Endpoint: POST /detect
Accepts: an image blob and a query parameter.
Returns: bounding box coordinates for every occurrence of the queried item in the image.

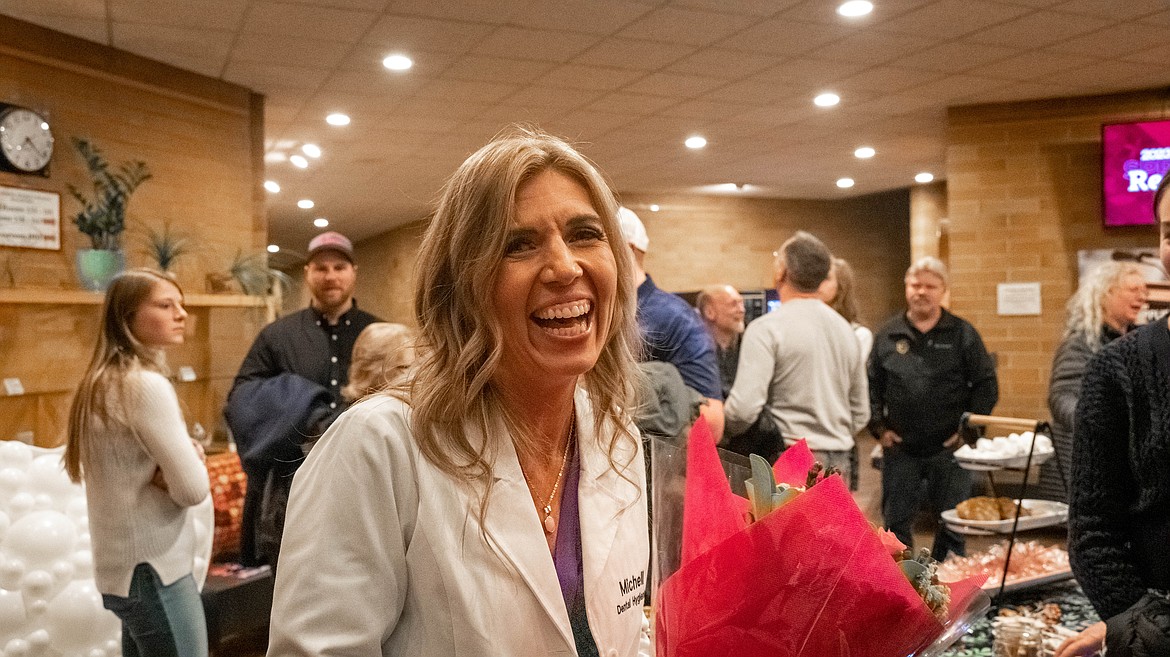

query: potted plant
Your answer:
[142,221,192,272]
[67,138,151,290]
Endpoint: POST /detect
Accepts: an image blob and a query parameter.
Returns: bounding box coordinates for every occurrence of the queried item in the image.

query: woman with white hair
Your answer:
[1037,260,1147,501]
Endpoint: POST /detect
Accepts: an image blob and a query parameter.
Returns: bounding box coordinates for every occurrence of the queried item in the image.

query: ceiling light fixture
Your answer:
[836,178,855,189]
[814,93,840,107]
[297,199,315,209]
[837,1,874,17]
[313,217,329,228]
[267,244,280,253]
[302,144,322,158]
[854,147,876,159]
[326,113,350,126]
[290,154,309,169]
[383,54,413,71]
[915,172,935,183]
[264,152,287,163]
[684,135,707,149]
[650,204,660,212]
[264,180,281,193]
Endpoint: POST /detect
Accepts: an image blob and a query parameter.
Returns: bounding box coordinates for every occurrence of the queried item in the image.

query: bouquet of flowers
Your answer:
[653,421,989,657]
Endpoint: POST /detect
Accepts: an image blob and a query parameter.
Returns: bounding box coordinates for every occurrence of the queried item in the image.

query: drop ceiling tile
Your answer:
[549,110,640,139]
[662,48,779,79]
[392,96,493,120]
[222,60,333,91]
[533,64,646,91]
[1039,60,1165,90]
[903,74,1013,103]
[1043,22,1169,59]
[582,92,682,118]
[702,76,799,106]
[474,103,567,127]
[113,23,235,77]
[965,49,1099,81]
[753,57,870,87]
[282,0,387,10]
[500,85,603,111]
[440,55,557,85]
[966,10,1111,48]
[572,38,696,71]
[471,26,602,63]
[110,0,246,30]
[228,33,350,69]
[1055,0,1167,19]
[1138,9,1170,26]
[718,18,850,56]
[871,0,1031,39]
[889,40,1020,74]
[337,43,460,74]
[3,0,105,20]
[511,0,654,35]
[380,0,531,24]
[616,6,756,46]
[836,66,945,94]
[411,78,521,104]
[362,14,496,54]
[241,2,377,43]
[1122,41,1170,65]
[318,68,426,98]
[3,13,108,43]
[622,72,728,98]
[674,0,799,17]
[813,30,936,65]
[657,99,757,122]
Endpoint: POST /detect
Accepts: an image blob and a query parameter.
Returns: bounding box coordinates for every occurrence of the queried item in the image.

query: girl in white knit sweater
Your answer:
[65,269,210,657]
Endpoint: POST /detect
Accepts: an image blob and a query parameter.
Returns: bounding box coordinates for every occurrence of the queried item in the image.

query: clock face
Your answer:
[0,107,54,173]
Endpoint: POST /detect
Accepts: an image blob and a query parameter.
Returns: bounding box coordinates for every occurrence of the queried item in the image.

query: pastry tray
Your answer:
[942,499,1068,534]
[980,568,1075,594]
[956,447,1054,471]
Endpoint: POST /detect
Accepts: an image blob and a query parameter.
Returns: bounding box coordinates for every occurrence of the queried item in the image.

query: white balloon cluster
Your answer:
[0,442,213,657]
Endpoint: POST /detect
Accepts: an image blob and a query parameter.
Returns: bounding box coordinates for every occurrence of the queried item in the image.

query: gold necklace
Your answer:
[523,418,574,535]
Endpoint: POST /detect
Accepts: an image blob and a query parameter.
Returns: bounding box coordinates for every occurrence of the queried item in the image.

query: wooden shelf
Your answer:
[0,289,265,307]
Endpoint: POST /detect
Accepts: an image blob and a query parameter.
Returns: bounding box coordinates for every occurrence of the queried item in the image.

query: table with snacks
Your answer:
[941,579,1101,657]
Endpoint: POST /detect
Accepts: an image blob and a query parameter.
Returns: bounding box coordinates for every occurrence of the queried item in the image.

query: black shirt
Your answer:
[232,302,381,413]
[867,308,998,456]
[715,333,741,400]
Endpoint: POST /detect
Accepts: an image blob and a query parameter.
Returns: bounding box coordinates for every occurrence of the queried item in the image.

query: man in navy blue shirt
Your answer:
[619,207,724,441]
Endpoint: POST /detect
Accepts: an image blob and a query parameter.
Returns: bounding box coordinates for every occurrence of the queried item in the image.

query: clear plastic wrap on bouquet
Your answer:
[650,421,990,657]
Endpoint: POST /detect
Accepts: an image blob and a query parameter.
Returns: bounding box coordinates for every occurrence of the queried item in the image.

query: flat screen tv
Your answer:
[1102,118,1170,227]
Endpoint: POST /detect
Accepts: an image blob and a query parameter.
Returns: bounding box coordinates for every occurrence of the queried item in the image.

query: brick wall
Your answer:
[946,89,1169,419]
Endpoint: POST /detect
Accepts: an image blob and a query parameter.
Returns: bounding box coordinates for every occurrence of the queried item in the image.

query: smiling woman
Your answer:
[268,126,651,657]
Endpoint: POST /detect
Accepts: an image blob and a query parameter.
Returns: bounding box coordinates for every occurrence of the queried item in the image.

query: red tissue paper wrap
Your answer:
[654,421,988,657]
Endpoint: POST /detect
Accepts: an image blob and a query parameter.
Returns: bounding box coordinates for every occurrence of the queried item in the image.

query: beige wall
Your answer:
[353,190,912,331]
[0,16,266,445]
[946,89,1168,419]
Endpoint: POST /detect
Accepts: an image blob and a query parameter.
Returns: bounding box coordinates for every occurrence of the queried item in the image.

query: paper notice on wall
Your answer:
[0,186,59,250]
[997,282,1041,316]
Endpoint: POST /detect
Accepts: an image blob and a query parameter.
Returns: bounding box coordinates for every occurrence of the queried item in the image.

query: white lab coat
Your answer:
[267,388,651,657]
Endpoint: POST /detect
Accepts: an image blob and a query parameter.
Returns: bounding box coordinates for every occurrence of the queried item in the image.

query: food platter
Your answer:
[942,499,1068,533]
[955,447,1054,470]
[979,569,1074,594]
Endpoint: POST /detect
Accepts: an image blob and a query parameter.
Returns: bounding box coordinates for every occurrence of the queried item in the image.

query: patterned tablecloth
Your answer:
[943,580,1101,656]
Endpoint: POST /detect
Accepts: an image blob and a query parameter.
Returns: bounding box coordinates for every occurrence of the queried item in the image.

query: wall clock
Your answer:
[0,103,54,176]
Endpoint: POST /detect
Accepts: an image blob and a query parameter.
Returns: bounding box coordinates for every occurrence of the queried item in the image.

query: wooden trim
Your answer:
[0,289,265,306]
[949,87,1170,127]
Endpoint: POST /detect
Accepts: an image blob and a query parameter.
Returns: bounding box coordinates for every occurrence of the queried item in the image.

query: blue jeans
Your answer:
[102,563,208,657]
[881,445,973,561]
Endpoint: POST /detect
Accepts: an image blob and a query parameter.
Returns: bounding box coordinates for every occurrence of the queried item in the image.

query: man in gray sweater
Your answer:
[724,231,870,480]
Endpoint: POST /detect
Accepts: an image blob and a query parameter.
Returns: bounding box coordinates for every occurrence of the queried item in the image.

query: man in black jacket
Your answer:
[226,231,381,565]
[868,256,998,561]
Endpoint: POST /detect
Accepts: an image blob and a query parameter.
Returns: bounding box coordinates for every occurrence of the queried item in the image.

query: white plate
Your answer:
[956,447,1054,470]
[941,499,1068,533]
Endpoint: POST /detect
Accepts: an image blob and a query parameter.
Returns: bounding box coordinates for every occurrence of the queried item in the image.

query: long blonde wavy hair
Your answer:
[65,269,181,482]
[409,125,640,490]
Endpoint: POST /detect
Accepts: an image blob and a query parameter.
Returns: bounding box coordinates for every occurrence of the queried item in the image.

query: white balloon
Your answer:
[0,587,26,640]
[103,638,119,653]
[0,443,31,470]
[69,551,93,580]
[3,637,29,656]
[20,570,53,602]
[27,456,73,506]
[0,559,24,591]
[64,497,88,522]
[31,494,53,511]
[0,510,10,542]
[2,511,76,570]
[43,580,113,655]
[7,493,33,519]
[51,560,74,585]
[87,648,107,657]
[0,469,27,505]
[26,599,45,615]
[25,628,48,649]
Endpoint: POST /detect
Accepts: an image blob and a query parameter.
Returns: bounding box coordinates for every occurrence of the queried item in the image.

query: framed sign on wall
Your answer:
[0,185,59,250]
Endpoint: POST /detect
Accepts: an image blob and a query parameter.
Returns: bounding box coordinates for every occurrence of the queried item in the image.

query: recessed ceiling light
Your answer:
[313,217,329,228]
[302,144,322,158]
[854,147,876,159]
[684,135,707,149]
[814,93,840,107]
[326,113,350,126]
[650,204,660,212]
[915,172,935,183]
[264,180,281,193]
[383,54,413,71]
[837,1,874,17]
[836,178,855,189]
[297,199,315,209]
[290,154,309,169]
[267,244,280,253]
[264,152,287,163]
